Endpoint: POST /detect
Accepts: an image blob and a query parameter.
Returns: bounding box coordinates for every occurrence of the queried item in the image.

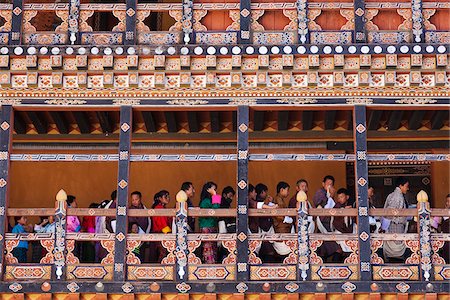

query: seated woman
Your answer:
[151,190,172,263]
[199,182,221,264]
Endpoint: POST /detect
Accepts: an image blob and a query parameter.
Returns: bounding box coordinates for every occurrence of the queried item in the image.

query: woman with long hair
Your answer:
[199,181,221,263]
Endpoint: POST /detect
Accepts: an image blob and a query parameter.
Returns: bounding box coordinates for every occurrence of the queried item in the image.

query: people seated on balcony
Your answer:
[129,191,151,234]
[151,190,173,263]
[219,186,236,234]
[181,182,196,233]
[432,194,450,263]
[66,195,81,233]
[105,190,118,234]
[332,188,356,262]
[129,190,151,262]
[273,181,292,234]
[368,187,381,233]
[32,216,56,263]
[81,203,98,263]
[129,222,143,262]
[313,175,336,233]
[199,182,222,263]
[381,177,410,262]
[289,179,315,233]
[218,186,236,262]
[96,190,116,262]
[248,184,278,234]
[12,216,30,263]
[66,195,82,259]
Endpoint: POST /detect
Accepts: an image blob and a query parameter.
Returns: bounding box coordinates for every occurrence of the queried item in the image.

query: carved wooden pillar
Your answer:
[54,189,68,280]
[296,0,309,43]
[297,191,311,281]
[181,0,194,43]
[0,105,13,278]
[175,191,189,282]
[417,191,432,281]
[236,105,249,281]
[114,105,132,281]
[353,105,372,281]
[68,0,81,44]
[10,0,24,45]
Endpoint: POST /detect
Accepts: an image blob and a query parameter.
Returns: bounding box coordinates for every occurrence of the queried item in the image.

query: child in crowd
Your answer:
[129,222,142,261]
[12,216,29,263]
[151,190,172,262]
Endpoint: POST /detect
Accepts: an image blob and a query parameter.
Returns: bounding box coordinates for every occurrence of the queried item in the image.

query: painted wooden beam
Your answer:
[164,111,178,133]
[408,111,426,130]
[210,111,220,133]
[431,110,447,130]
[72,111,91,134]
[13,111,26,134]
[27,111,48,134]
[96,111,113,134]
[187,111,199,133]
[302,111,314,130]
[142,111,156,133]
[253,111,265,131]
[125,0,138,44]
[387,111,404,130]
[114,106,132,281]
[0,105,13,280]
[367,110,383,131]
[325,110,337,130]
[236,105,249,281]
[278,111,289,131]
[353,105,372,282]
[50,112,69,135]
[10,0,24,45]
[239,0,251,43]
[354,0,367,42]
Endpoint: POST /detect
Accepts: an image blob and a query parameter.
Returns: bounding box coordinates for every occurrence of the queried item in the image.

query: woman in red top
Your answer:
[151,190,172,262]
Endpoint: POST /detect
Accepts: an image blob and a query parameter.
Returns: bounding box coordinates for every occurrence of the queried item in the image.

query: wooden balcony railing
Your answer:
[3,195,449,290]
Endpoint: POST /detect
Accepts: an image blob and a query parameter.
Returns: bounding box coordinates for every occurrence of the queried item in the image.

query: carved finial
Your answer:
[417,190,428,203]
[176,190,187,203]
[56,189,67,202]
[297,190,307,202]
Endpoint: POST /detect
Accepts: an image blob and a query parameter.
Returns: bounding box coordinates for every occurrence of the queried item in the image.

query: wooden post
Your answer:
[54,189,68,280]
[0,105,13,278]
[10,0,24,45]
[68,0,81,45]
[175,191,189,282]
[181,0,194,43]
[411,0,424,43]
[125,0,137,45]
[296,0,309,43]
[236,105,249,281]
[297,191,311,281]
[114,105,132,281]
[353,105,372,281]
[417,190,432,281]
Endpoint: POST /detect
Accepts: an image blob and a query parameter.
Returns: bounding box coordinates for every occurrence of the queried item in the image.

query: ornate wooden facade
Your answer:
[0,0,449,297]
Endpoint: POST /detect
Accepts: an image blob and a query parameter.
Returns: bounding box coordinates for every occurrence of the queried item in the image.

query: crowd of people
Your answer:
[9,178,449,265]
